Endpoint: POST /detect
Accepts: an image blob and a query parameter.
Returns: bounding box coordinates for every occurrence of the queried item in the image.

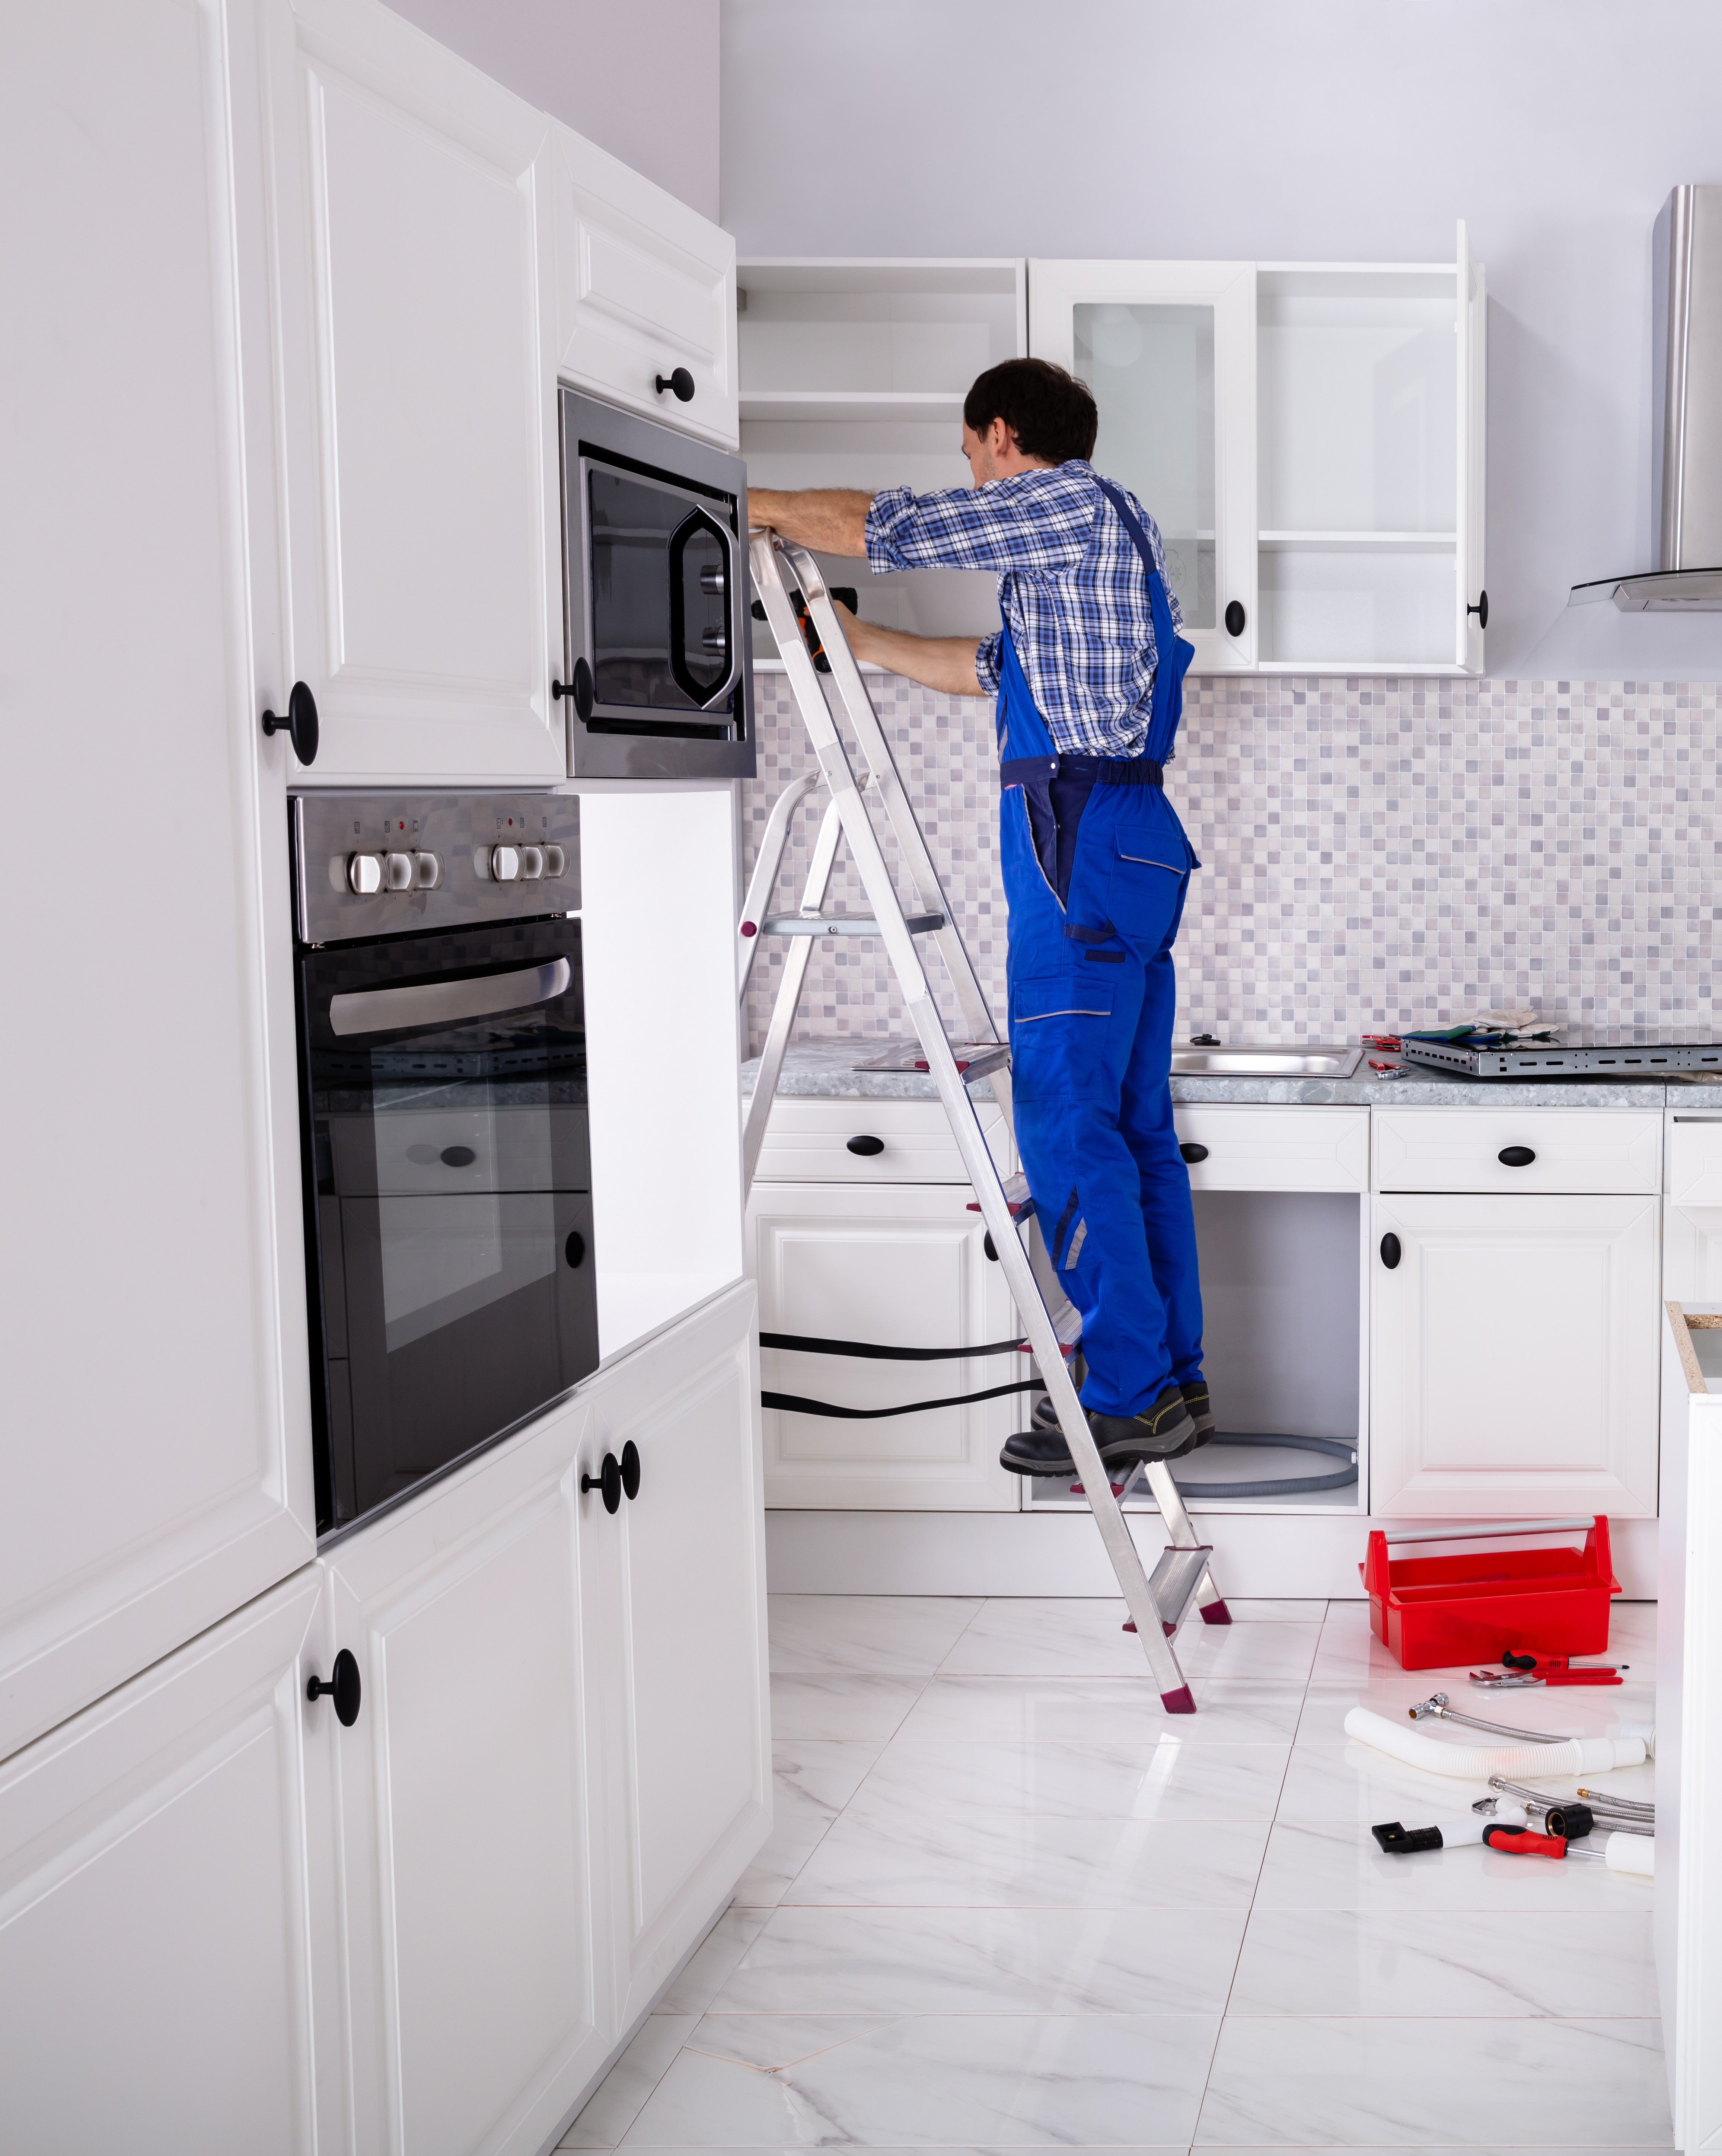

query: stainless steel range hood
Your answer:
[1530,185,1722,674]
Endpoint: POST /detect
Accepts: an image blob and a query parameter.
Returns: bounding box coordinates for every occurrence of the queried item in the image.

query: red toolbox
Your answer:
[1361,1516,1619,1671]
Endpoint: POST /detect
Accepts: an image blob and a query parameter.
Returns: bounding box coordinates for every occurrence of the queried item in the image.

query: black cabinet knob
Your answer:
[439,1145,476,1167]
[1180,1142,1209,1164]
[261,681,319,765]
[565,1230,586,1269]
[620,1439,641,1501]
[1224,600,1246,638]
[583,1452,623,1514]
[1380,1232,1401,1269]
[846,1135,885,1156]
[553,656,594,720]
[1468,589,1489,629]
[1498,1145,1536,1167]
[655,366,696,402]
[306,1647,361,1726]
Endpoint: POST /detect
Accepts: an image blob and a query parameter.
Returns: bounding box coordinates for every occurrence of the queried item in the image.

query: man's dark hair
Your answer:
[963,357,1098,465]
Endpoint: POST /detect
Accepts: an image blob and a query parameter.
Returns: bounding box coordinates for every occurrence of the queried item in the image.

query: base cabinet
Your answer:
[1370,1192,1661,1516]
[749,1181,1023,1510]
[0,1575,325,2156]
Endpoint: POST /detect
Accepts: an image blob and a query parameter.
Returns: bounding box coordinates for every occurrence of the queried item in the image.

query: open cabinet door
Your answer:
[1456,220,1487,671]
[1029,259,1257,673]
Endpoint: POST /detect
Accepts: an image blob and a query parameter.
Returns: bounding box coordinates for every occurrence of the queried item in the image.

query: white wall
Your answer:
[389,0,719,219]
[721,0,1722,676]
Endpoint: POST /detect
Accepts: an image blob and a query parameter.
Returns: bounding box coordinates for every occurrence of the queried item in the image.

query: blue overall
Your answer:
[998,479,1202,1419]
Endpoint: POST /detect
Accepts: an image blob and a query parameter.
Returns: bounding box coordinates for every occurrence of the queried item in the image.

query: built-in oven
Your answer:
[558,387,755,779]
[291,791,597,1535]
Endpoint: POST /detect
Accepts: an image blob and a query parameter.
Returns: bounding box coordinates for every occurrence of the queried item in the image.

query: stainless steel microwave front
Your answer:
[558,387,756,779]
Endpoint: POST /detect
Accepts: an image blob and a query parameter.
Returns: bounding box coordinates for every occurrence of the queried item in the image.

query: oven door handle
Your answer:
[328,957,572,1039]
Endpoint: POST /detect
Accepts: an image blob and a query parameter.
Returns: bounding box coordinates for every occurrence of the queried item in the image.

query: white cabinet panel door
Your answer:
[1174,1105,1369,1192]
[320,1401,609,2156]
[1373,1107,1661,1195]
[265,0,563,781]
[1029,258,1256,672]
[552,124,738,450]
[1371,1193,1661,1516]
[749,1184,1023,1509]
[0,0,314,1759]
[1456,219,1488,670]
[0,1573,324,2155]
[583,1283,770,2026]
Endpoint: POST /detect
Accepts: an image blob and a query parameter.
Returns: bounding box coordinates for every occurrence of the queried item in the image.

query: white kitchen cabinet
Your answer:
[1370,1192,1661,1516]
[0,0,315,1759]
[0,1572,328,2155]
[317,1395,610,2156]
[1030,258,1258,673]
[554,124,738,450]
[1375,1105,1661,1195]
[752,1095,1012,1185]
[1030,227,1486,675]
[749,1181,1024,1510]
[262,0,565,782]
[578,1282,771,2028]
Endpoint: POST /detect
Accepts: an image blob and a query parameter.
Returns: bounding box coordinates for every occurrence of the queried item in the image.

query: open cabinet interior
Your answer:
[1026,1188,1365,1515]
[1256,266,1459,669]
[738,260,1026,657]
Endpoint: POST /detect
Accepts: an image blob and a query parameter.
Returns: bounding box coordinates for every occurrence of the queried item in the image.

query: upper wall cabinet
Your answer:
[262,0,565,782]
[737,259,1026,657]
[1033,226,1487,676]
[1030,258,1258,673]
[553,126,738,452]
[1,0,315,1761]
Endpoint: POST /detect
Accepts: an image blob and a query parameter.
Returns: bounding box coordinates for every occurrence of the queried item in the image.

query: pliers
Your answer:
[1468,1648,1624,1688]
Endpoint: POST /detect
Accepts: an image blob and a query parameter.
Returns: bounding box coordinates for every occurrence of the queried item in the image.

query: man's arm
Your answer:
[747,488,872,556]
[834,602,983,699]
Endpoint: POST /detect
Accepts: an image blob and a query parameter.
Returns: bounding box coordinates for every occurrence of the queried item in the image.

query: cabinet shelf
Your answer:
[740,389,968,423]
[1259,530,1457,550]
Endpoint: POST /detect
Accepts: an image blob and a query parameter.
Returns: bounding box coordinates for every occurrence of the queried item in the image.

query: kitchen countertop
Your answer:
[741,1039,1722,1109]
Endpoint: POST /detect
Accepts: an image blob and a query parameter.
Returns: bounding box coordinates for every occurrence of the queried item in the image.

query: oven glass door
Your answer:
[298,916,596,1533]
[583,458,739,719]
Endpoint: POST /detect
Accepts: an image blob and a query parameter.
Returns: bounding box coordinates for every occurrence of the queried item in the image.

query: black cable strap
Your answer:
[759,1330,1030,1362]
[761,1377,1047,1420]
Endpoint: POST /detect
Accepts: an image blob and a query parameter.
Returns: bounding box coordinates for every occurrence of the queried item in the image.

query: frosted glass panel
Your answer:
[1075,302,1215,628]
[1259,545,1454,665]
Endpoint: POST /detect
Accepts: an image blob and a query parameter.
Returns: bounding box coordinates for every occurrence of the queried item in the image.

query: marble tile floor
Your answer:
[561,1594,1667,2150]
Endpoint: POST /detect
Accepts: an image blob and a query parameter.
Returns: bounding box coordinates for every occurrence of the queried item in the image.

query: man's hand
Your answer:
[747,487,873,556]
[831,600,984,699]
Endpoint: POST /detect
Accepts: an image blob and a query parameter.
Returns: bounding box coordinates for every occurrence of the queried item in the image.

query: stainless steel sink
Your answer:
[1170,1045,1364,1078]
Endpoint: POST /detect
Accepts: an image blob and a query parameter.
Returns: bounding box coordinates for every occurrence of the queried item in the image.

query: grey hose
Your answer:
[1169,1431,1358,1499]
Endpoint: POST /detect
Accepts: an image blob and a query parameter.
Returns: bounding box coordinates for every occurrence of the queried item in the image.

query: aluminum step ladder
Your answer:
[739,531,1230,1713]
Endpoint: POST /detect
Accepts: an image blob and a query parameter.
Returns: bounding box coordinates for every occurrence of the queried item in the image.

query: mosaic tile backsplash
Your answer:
[741,671,1722,1053]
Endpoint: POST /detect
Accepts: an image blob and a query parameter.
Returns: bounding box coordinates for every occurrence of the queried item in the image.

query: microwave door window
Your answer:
[587,467,733,714]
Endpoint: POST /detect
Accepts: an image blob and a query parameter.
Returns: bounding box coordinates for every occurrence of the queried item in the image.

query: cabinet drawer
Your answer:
[752,1098,1011,1184]
[1172,1105,1368,1191]
[1667,1115,1722,1205]
[1373,1109,1661,1193]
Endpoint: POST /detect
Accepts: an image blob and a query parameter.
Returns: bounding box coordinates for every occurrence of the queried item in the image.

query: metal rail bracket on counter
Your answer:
[739,530,1231,1715]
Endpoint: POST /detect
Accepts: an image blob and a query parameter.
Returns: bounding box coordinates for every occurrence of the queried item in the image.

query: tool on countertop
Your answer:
[1409,1691,1571,1743]
[1470,1648,1626,1688]
[741,532,1229,1716]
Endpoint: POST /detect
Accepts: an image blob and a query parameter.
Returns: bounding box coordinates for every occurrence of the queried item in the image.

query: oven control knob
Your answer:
[490,845,521,882]
[519,845,545,880]
[414,851,441,890]
[384,851,414,892]
[347,852,384,896]
[543,843,567,879]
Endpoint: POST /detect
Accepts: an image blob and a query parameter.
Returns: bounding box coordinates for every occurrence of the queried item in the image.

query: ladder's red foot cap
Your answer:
[1161,1685,1197,1715]
[1122,1618,1136,1633]
[1162,1620,1178,1636]
[1199,1599,1233,1626]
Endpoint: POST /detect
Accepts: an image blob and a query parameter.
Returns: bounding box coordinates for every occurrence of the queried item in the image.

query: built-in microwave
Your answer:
[558,388,756,779]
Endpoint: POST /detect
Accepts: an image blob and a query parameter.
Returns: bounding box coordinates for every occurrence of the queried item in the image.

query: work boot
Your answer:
[1087,1383,1199,1462]
[1179,1378,1215,1449]
[999,1427,1082,1476]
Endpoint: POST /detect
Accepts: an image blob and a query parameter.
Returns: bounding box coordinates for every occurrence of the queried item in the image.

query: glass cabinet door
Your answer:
[1030,261,1256,673]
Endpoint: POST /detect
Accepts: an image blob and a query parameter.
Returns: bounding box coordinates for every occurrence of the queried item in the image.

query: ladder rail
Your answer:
[747,529,1219,1709]
[741,797,844,1192]
[738,769,821,1002]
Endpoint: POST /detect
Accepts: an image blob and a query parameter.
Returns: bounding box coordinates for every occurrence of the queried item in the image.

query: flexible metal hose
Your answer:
[1345,1704,1650,1780]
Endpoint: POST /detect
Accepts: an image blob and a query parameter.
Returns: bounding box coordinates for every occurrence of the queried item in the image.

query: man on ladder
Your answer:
[749,356,1212,1485]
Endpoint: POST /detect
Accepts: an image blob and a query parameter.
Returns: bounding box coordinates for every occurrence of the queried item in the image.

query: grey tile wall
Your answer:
[742,671,1722,1051]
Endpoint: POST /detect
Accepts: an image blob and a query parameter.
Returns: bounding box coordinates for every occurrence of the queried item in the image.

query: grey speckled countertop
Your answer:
[741,1039,1722,1110]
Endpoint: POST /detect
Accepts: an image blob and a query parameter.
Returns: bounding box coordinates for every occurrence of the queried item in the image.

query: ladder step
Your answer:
[759,912,946,938]
[853,1042,1009,1081]
[967,1170,1034,1221]
[1144,1544,1215,1636]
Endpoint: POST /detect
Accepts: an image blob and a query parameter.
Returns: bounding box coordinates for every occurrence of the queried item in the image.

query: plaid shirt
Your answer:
[864,459,1181,758]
